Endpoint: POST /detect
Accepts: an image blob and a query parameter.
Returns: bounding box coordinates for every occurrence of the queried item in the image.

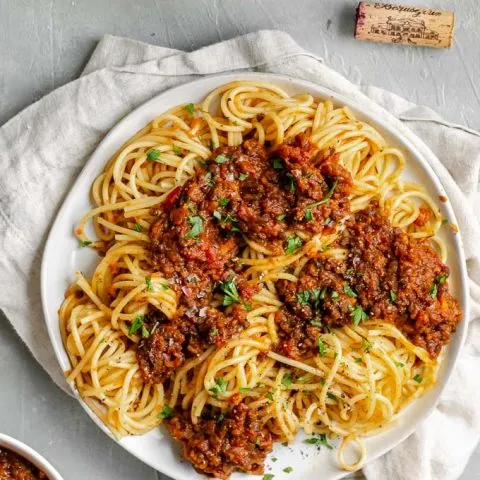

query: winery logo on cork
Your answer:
[370,16,440,45]
[355,2,454,49]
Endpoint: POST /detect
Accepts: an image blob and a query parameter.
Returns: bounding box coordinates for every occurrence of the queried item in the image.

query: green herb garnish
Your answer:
[343,284,357,297]
[239,387,252,393]
[390,290,397,302]
[283,467,293,474]
[219,277,241,306]
[318,337,328,356]
[173,145,183,155]
[133,222,142,232]
[185,103,195,114]
[158,405,173,419]
[304,434,333,449]
[239,173,249,181]
[209,377,228,398]
[146,149,160,162]
[272,158,284,170]
[395,361,405,368]
[129,315,149,338]
[277,214,286,221]
[413,374,423,383]
[145,276,154,292]
[285,173,296,192]
[281,373,293,387]
[79,240,92,247]
[218,198,230,207]
[351,305,368,326]
[285,235,303,255]
[304,180,338,214]
[214,154,229,164]
[185,215,203,239]
[429,283,438,299]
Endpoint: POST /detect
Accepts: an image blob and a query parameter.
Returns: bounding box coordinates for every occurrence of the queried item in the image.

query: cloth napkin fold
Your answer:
[0,30,479,480]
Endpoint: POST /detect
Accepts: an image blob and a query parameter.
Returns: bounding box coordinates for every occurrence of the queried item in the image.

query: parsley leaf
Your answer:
[296,375,310,383]
[362,338,372,353]
[79,240,92,247]
[272,158,284,170]
[283,467,293,473]
[390,290,397,302]
[351,305,368,326]
[310,320,322,327]
[215,154,230,164]
[318,337,328,356]
[239,387,252,393]
[343,284,357,297]
[304,180,338,214]
[304,434,333,449]
[265,391,274,401]
[395,361,405,368]
[146,149,160,162]
[133,222,142,232]
[281,373,293,387]
[327,392,338,402]
[305,208,314,221]
[262,475,274,480]
[354,357,363,363]
[203,171,215,187]
[413,374,423,383]
[185,215,203,239]
[330,290,339,303]
[297,290,310,305]
[285,173,296,192]
[129,315,149,338]
[145,277,154,292]
[437,274,448,284]
[218,198,230,207]
[239,173,248,181]
[285,235,303,255]
[209,377,228,398]
[277,214,286,221]
[429,283,438,299]
[185,103,195,114]
[219,277,241,306]
[158,405,173,419]
[173,145,183,155]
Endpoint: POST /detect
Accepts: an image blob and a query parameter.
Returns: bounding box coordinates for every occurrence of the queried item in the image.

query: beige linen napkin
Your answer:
[1,30,479,480]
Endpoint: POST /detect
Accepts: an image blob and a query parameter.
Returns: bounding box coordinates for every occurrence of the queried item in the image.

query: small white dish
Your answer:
[0,433,64,480]
[41,72,469,480]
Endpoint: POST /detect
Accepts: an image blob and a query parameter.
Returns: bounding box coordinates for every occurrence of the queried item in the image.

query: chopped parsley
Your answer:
[296,375,310,383]
[285,235,303,255]
[209,377,228,398]
[262,475,274,480]
[217,413,225,423]
[185,103,195,114]
[413,374,423,383]
[277,214,286,221]
[160,284,170,290]
[219,277,241,306]
[283,467,293,473]
[203,171,215,187]
[304,434,333,449]
[297,290,311,305]
[272,158,284,170]
[133,222,142,232]
[310,320,322,327]
[129,315,149,338]
[271,457,278,462]
[351,305,368,326]
[158,405,173,419]
[438,274,448,284]
[362,338,372,353]
[145,276,154,292]
[318,337,328,356]
[239,173,249,181]
[285,173,296,192]
[303,181,338,219]
[79,240,92,247]
[327,392,338,402]
[330,290,339,303]
[429,283,438,299]
[146,149,160,162]
[390,290,397,302]
[173,145,183,155]
[305,208,314,221]
[218,198,230,207]
[239,387,252,393]
[395,361,405,368]
[441,218,449,225]
[214,154,230,164]
[185,215,203,239]
[354,357,363,363]
[265,391,274,401]
[210,328,219,337]
[343,284,357,297]
[281,373,293,387]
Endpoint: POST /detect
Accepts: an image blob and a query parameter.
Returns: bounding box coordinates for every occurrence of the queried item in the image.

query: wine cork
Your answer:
[355,2,454,49]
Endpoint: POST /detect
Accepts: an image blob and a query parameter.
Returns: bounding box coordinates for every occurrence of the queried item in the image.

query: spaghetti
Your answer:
[59,80,461,477]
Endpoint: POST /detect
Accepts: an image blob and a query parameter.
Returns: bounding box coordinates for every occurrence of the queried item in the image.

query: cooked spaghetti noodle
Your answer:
[59,80,460,476]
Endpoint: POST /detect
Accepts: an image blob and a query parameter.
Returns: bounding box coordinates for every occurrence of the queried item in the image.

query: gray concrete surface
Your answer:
[0,0,479,479]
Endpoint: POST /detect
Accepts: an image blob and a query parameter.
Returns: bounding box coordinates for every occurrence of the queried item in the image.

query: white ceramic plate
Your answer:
[41,73,469,480]
[0,434,64,480]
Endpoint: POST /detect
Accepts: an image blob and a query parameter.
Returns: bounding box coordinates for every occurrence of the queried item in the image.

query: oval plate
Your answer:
[41,73,469,480]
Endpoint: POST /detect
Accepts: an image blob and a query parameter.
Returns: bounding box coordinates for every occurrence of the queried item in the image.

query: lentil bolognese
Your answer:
[59,80,462,477]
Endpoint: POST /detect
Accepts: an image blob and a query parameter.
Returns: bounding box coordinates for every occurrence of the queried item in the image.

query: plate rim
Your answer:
[40,71,469,480]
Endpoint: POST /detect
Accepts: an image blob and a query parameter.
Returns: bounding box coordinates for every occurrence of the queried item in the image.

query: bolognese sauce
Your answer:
[0,447,48,480]
[138,134,461,478]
